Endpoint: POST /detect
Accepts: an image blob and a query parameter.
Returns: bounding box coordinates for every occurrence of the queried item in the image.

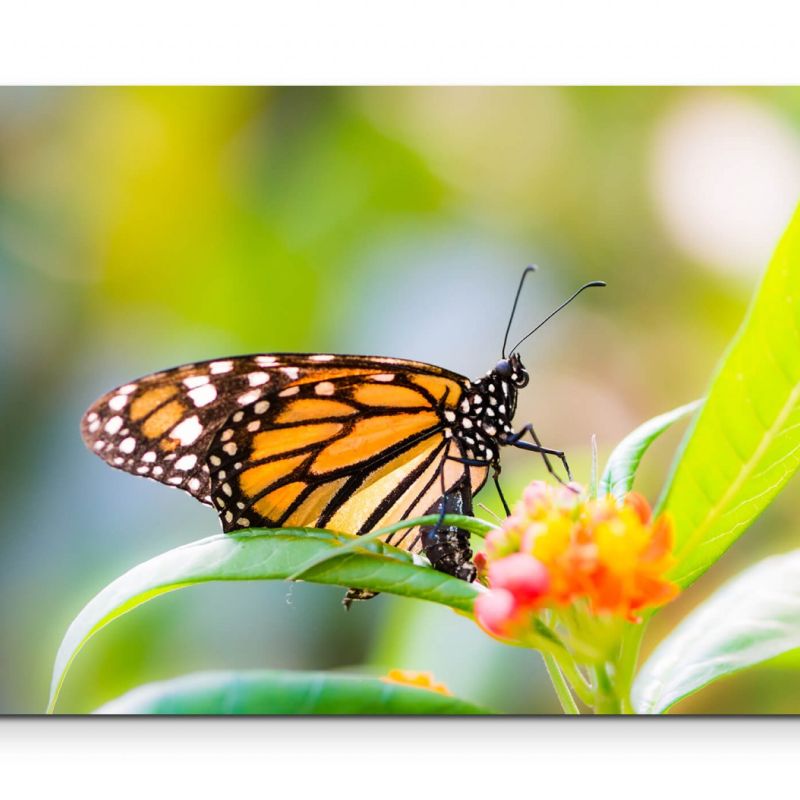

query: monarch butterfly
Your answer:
[81,267,604,605]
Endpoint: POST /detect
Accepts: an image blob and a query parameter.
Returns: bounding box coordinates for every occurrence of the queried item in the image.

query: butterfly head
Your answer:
[493,352,529,388]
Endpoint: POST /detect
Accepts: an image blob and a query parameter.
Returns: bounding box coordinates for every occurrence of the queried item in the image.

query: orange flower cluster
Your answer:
[475,481,679,637]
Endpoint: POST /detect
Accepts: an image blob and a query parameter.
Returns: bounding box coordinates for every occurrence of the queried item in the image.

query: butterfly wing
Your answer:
[80,355,300,504]
[81,354,489,552]
[206,362,490,552]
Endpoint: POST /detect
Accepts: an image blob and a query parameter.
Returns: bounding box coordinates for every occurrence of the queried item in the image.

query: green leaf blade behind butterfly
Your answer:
[658,204,800,588]
[599,400,702,502]
[48,520,485,713]
[633,549,800,714]
[93,670,492,715]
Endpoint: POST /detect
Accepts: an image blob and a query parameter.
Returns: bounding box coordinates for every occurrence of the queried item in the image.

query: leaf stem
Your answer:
[542,653,580,714]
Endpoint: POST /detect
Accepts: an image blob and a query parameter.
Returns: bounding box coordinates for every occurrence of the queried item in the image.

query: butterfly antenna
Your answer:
[509,280,606,355]
[502,265,537,358]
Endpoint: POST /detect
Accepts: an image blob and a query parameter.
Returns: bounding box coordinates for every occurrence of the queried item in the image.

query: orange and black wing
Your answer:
[81,354,489,552]
[80,355,302,504]
[202,357,490,551]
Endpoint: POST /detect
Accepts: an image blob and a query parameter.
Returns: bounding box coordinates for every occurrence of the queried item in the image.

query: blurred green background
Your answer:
[2,86,800,714]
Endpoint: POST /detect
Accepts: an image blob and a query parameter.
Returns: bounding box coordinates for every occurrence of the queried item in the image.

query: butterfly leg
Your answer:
[447,454,510,516]
[343,587,379,609]
[493,470,511,516]
[504,423,572,483]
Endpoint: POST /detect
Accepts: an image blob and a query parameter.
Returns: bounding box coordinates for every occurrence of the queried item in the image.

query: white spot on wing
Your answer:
[248,371,270,387]
[209,360,233,374]
[108,395,128,411]
[188,383,217,407]
[143,451,156,463]
[184,375,209,388]
[175,454,198,470]
[279,386,300,397]
[254,400,270,414]
[237,389,260,405]
[119,437,136,454]
[119,384,137,395]
[315,382,335,396]
[105,416,123,435]
[255,355,277,367]
[309,354,334,361]
[281,367,299,380]
[373,374,395,382]
[170,415,203,446]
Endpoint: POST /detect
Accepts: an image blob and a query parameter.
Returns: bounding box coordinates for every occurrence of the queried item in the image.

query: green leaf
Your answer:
[659,206,800,588]
[93,670,492,714]
[633,549,800,714]
[599,400,701,501]
[287,513,493,581]
[48,517,485,713]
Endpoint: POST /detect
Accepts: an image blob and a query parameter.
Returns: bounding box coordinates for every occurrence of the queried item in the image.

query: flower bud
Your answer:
[488,553,549,606]
[474,588,521,637]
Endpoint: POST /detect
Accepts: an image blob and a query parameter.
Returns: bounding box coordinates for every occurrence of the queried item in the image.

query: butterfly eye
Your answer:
[495,359,512,377]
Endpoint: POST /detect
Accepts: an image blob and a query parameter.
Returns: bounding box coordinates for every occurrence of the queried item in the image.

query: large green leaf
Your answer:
[599,400,701,501]
[94,670,492,714]
[633,549,800,714]
[48,516,488,713]
[658,205,800,588]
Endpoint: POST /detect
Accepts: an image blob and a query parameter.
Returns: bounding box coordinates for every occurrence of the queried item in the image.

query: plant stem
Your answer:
[542,653,580,714]
[616,621,647,714]
[593,663,620,714]
[552,651,594,706]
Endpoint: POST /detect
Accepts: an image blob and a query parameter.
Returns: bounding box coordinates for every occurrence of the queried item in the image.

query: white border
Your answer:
[1,1,800,84]
[1,718,798,797]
